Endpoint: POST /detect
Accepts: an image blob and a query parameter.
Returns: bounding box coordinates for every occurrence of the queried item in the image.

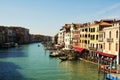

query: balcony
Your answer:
[73,40,78,43]
[89,47,97,51]
[98,38,103,42]
[107,38,113,42]
[97,48,103,52]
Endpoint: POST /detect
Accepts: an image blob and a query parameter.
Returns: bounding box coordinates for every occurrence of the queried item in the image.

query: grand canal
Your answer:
[0,43,106,80]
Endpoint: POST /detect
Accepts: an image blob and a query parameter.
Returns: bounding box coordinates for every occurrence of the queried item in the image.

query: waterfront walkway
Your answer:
[80,58,120,80]
[105,65,120,80]
[106,73,120,80]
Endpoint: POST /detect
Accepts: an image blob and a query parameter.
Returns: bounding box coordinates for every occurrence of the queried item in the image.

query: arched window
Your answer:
[101,45,102,49]
[104,32,105,38]
[109,31,111,38]
[116,43,118,51]
[104,43,105,49]
[109,43,111,50]
[116,30,118,38]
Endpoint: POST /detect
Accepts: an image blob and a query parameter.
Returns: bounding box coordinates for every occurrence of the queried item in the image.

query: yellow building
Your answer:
[79,23,90,50]
[87,20,113,62]
[89,21,99,51]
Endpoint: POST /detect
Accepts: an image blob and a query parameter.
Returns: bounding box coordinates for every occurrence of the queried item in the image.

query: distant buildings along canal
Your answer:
[0,26,52,48]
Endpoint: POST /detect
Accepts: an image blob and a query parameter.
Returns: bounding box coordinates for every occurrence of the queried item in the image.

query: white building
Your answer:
[103,20,120,65]
[64,32,71,49]
[57,27,65,46]
[64,24,71,50]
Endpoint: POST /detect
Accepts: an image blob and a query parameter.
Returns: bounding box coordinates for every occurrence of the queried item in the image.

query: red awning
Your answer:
[96,51,116,58]
[73,46,84,52]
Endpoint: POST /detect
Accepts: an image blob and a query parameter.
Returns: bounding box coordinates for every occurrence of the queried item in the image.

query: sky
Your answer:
[0,0,120,36]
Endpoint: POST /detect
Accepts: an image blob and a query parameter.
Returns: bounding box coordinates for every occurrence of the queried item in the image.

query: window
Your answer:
[90,28,92,32]
[85,40,87,44]
[90,35,92,40]
[91,28,95,32]
[104,32,105,38]
[96,44,98,48]
[109,43,111,50]
[93,44,94,47]
[109,31,111,38]
[104,43,105,49]
[116,43,118,51]
[116,30,118,38]
[88,34,90,37]
[93,35,95,40]
[82,29,84,32]
[96,35,98,40]
[85,29,87,32]
[101,45,102,49]
[85,34,87,38]
[90,35,95,40]
[93,28,95,32]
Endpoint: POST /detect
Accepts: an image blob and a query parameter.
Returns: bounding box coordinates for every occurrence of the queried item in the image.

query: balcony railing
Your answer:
[97,48,103,52]
[89,47,97,51]
[73,40,78,43]
[107,38,113,42]
[98,38,103,42]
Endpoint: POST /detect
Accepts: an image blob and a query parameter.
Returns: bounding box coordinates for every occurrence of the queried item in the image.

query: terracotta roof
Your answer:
[99,22,112,26]
[100,19,113,22]
[64,24,71,29]
[72,23,81,26]
[89,23,99,27]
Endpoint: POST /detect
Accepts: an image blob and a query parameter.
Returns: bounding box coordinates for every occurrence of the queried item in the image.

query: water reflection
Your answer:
[0,62,25,80]
[58,61,106,80]
[0,47,28,58]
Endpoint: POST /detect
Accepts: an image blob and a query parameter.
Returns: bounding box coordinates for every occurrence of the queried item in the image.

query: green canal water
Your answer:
[0,43,106,80]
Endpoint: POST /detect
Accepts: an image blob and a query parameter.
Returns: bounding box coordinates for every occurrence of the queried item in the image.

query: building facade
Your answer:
[64,24,71,50]
[70,23,81,47]
[0,26,6,47]
[80,23,90,49]
[103,20,120,65]
[57,27,65,46]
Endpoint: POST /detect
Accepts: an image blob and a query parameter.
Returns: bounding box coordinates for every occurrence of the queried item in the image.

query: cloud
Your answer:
[97,3,120,15]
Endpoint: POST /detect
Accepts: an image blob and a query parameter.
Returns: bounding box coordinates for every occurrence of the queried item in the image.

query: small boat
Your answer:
[49,52,59,57]
[2,43,11,48]
[59,57,68,61]
[38,44,40,47]
[14,43,18,47]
